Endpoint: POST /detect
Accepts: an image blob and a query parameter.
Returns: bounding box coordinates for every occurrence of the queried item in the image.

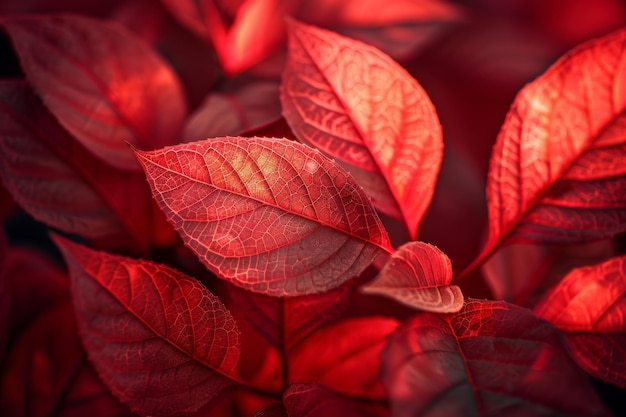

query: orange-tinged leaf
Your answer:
[362,242,463,313]
[280,20,442,240]
[134,136,392,296]
[1,14,187,171]
[52,235,240,416]
[466,27,626,275]
[534,256,626,387]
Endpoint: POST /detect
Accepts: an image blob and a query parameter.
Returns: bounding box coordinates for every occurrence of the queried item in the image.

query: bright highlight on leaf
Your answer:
[52,235,240,417]
[534,256,626,387]
[280,19,442,240]
[1,14,187,171]
[467,27,626,274]
[383,300,610,417]
[362,242,463,313]
[133,136,392,297]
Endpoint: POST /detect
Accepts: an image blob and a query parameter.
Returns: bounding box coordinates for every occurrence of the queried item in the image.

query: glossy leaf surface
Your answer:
[1,14,186,171]
[534,256,626,387]
[383,300,609,417]
[0,81,175,251]
[281,20,442,239]
[474,27,626,270]
[289,317,398,399]
[362,242,463,312]
[53,236,240,416]
[134,136,392,296]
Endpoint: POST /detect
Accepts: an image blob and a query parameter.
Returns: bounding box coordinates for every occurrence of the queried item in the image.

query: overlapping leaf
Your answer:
[52,236,241,416]
[226,279,358,349]
[534,256,626,387]
[0,81,175,252]
[468,27,626,273]
[1,14,187,171]
[289,317,398,400]
[282,384,389,417]
[0,298,134,417]
[280,20,442,239]
[382,300,610,417]
[0,230,7,360]
[362,242,463,312]
[183,81,281,142]
[134,136,392,296]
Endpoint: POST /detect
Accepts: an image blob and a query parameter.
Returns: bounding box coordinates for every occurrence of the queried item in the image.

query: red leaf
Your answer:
[466,28,626,274]
[161,0,292,75]
[362,242,463,313]
[0,80,175,252]
[227,279,358,350]
[482,239,616,307]
[383,300,610,417]
[183,81,281,142]
[534,256,626,387]
[282,384,389,417]
[134,136,392,296]
[289,317,399,400]
[52,235,241,416]
[0,229,8,359]
[280,20,442,239]
[304,0,462,61]
[1,14,186,171]
[1,298,133,417]
[4,245,69,339]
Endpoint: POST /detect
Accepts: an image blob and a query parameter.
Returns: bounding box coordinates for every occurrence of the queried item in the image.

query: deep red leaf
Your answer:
[161,0,291,75]
[52,235,241,416]
[280,20,442,239]
[282,384,389,417]
[534,256,626,387]
[183,81,281,142]
[253,403,288,417]
[482,239,616,307]
[4,245,69,340]
[1,297,133,417]
[1,14,186,171]
[465,28,626,275]
[0,80,175,252]
[303,0,461,61]
[0,229,8,359]
[134,136,392,296]
[383,300,610,417]
[226,278,358,350]
[362,242,463,313]
[289,317,398,400]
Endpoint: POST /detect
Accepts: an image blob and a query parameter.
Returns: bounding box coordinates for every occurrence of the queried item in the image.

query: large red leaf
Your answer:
[289,317,398,400]
[0,80,175,252]
[280,20,442,239]
[1,14,186,171]
[1,298,133,417]
[465,28,626,274]
[52,235,241,416]
[362,241,463,313]
[183,81,281,142]
[382,300,610,417]
[134,136,392,296]
[534,256,626,387]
